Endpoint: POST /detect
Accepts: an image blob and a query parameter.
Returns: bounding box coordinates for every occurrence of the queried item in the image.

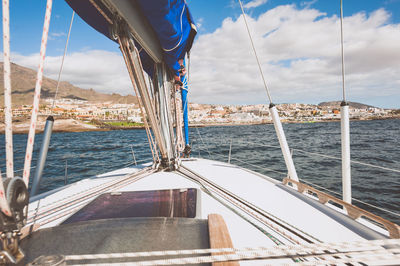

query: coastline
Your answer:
[1,116,399,134]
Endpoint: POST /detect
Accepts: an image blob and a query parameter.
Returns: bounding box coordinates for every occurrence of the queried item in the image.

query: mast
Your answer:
[106,1,176,167]
[65,0,197,167]
[339,0,351,204]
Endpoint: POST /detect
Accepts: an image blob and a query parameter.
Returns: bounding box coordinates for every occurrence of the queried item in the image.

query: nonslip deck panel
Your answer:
[21,217,210,265]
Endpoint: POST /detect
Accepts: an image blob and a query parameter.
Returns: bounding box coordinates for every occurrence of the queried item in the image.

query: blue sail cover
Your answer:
[65,0,197,77]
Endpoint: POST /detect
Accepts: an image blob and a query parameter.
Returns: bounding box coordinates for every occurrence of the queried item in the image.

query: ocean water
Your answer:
[1,119,399,224]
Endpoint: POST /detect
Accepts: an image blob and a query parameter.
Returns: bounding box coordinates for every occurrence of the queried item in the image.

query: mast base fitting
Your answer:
[183,145,191,158]
[0,177,29,232]
[160,158,176,171]
[340,101,349,106]
[269,103,275,108]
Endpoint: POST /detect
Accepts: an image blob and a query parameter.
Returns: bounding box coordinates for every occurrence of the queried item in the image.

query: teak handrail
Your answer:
[208,214,239,266]
[283,178,400,239]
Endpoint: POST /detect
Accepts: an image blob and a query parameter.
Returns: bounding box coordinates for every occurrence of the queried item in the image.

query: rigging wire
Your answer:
[237,0,273,104]
[235,140,400,174]
[52,11,75,110]
[118,36,159,162]
[179,53,215,158]
[340,0,346,102]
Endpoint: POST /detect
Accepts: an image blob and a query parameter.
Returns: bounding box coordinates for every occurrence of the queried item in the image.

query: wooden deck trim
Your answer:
[208,214,239,266]
[283,178,400,239]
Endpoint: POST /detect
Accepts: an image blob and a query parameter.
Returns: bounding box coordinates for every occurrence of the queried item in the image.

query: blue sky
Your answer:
[190,0,400,33]
[1,0,400,108]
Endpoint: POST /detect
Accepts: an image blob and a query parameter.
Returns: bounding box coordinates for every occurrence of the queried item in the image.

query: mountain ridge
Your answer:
[0,62,138,106]
[318,101,377,109]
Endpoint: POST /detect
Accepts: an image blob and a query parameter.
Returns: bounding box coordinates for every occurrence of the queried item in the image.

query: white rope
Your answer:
[66,239,400,265]
[52,10,74,110]
[174,92,185,154]
[237,0,273,104]
[0,170,12,217]
[182,165,321,244]
[2,0,14,179]
[66,238,400,259]
[22,0,53,186]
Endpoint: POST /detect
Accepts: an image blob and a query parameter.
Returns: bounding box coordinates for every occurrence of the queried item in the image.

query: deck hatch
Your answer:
[62,188,197,224]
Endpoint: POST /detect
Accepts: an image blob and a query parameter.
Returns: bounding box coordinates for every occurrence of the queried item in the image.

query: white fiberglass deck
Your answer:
[181,158,379,243]
[27,158,386,248]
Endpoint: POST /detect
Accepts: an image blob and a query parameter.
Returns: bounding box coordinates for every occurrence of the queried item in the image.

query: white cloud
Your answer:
[300,0,318,9]
[188,5,400,107]
[243,0,268,9]
[11,50,132,95]
[7,5,400,108]
[196,17,204,31]
[48,32,67,41]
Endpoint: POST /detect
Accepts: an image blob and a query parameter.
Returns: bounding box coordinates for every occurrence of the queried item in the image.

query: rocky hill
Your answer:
[0,62,138,106]
[318,101,376,109]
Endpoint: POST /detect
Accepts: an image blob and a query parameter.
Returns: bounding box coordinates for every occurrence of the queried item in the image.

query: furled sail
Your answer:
[65,0,197,76]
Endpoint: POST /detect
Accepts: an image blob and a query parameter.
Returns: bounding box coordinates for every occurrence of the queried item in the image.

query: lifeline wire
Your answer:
[198,138,400,218]
[2,0,14,179]
[52,11,75,110]
[237,0,273,104]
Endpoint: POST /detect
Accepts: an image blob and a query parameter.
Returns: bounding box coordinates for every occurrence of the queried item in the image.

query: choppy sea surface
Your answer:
[1,119,399,224]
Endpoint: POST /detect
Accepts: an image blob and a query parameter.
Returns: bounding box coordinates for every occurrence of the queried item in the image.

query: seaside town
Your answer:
[1,98,398,129]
